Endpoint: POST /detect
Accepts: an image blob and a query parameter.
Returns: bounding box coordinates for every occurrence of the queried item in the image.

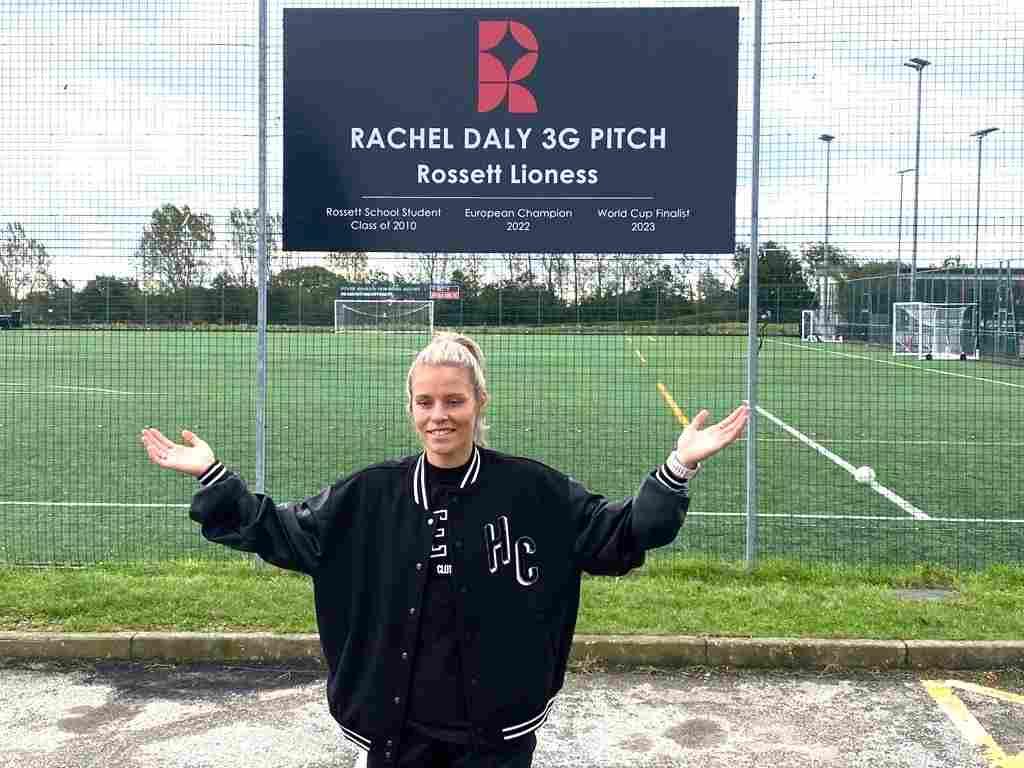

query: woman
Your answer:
[140,332,748,768]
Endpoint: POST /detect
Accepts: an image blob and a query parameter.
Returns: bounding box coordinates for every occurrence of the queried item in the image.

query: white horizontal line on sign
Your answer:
[361,195,656,200]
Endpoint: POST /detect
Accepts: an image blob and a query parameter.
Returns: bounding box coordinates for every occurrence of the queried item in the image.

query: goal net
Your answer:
[801,309,843,342]
[334,300,434,335]
[892,302,978,360]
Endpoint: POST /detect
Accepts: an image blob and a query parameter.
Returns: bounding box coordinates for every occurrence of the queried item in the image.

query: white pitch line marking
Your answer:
[49,385,166,395]
[690,511,1024,523]
[757,405,930,520]
[1,502,1017,524]
[0,501,190,508]
[777,340,1024,390]
[634,350,647,365]
[755,438,1024,446]
[0,382,164,396]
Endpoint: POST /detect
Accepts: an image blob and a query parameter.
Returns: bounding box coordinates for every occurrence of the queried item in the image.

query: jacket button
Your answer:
[409,607,416,616]
[401,651,409,660]
[386,739,394,747]
[471,677,479,686]
[384,751,392,760]
[455,540,463,549]
[416,562,423,571]
[427,518,435,526]
[394,695,401,704]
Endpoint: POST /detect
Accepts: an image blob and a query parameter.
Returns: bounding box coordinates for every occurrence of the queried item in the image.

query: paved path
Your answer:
[4,660,1023,768]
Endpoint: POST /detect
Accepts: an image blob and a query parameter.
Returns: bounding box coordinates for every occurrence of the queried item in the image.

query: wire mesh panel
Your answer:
[0,0,260,563]
[0,0,1021,568]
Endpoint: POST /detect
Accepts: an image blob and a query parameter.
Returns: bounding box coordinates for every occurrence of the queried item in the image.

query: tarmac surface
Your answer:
[4,632,1024,767]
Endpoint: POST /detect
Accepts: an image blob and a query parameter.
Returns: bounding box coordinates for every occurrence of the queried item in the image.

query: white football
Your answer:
[854,466,875,484]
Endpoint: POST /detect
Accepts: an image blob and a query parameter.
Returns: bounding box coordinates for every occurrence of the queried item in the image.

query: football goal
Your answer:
[800,309,843,343]
[892,302,978,360]
[334,299,434,335]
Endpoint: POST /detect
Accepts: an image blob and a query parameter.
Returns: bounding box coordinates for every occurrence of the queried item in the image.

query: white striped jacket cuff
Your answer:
[655,462,689,493]
[198,461,228,487]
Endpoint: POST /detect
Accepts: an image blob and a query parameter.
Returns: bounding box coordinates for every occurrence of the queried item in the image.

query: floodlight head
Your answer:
[819,133,835,143]
[971,127,999,139]
[904,57,931,71]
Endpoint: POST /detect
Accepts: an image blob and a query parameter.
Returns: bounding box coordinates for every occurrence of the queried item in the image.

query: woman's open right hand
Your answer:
[140,427,216,478]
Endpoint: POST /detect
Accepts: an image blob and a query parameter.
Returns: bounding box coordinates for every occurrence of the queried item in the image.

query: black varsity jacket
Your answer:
[191,446,690,763]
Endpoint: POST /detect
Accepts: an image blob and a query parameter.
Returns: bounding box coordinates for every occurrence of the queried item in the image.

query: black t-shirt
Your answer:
[407,458,472,740]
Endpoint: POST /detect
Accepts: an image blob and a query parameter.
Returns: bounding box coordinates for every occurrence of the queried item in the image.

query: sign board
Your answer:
[337,283,461,300]
[284,8,738,254]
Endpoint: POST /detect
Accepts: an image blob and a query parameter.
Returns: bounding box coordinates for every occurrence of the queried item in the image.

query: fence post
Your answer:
[255,0,269,514]
[745,0,764,571]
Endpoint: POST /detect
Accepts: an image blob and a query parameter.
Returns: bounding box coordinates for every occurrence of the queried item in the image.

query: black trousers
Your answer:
[366,731,536,768]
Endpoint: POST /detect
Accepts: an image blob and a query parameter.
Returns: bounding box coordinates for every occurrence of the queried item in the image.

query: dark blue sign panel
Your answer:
[284,8,738,254]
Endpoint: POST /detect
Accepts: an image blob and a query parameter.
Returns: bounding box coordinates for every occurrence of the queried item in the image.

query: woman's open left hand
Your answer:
[675,403,750,467]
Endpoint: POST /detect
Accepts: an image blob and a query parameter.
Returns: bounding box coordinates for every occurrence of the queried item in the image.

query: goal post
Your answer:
[892,302,978,360]
[800,308,843,343]
[334,299,434,336]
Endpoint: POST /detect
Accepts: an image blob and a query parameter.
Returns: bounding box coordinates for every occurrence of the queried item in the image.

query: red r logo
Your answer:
[477,21,539,113]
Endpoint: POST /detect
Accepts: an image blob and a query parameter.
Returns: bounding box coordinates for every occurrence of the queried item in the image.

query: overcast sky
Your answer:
[1,0,1020,284]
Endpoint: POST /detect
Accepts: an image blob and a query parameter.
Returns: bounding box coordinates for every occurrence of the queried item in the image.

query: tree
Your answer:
[75,275,139,324]
[135,204,216,291]
[412,252,452,286]
[270,265,341,326]
[733,241,815,320]
[227,208,281,287]
[271,265,339,290]
[697,266,730,305]
[800,241,853,309]
[0,223,52,307]
[326,251,370,283]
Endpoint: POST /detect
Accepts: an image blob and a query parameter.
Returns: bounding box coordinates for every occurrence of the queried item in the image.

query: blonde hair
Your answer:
[406,332,490,446]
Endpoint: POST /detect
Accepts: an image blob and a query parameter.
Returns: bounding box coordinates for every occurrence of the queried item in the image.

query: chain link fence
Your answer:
[1,0,1021,567]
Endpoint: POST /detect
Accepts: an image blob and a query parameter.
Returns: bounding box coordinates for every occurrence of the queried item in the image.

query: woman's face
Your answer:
[410,364,483,468]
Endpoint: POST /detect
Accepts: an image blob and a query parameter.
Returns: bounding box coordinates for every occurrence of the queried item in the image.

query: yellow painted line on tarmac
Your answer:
[656,382,689,426]
[922,680,1024,767]
[635,350,647,365]
[947,680,1024,706]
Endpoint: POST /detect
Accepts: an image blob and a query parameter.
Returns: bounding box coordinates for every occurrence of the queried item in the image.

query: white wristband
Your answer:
[666,451,701,481]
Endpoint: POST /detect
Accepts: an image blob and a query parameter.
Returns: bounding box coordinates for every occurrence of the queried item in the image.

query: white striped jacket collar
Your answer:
[412,445,482,511]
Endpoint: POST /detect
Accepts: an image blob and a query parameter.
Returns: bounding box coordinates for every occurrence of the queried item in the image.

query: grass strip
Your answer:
[2,557,1024,640]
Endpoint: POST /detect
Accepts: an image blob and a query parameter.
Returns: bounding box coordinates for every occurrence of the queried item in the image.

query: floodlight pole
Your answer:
[895,168,915,299]
[904,57,930,301]
[62,279,72,326]
[971,127,998,352]
[819,134,835,309]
